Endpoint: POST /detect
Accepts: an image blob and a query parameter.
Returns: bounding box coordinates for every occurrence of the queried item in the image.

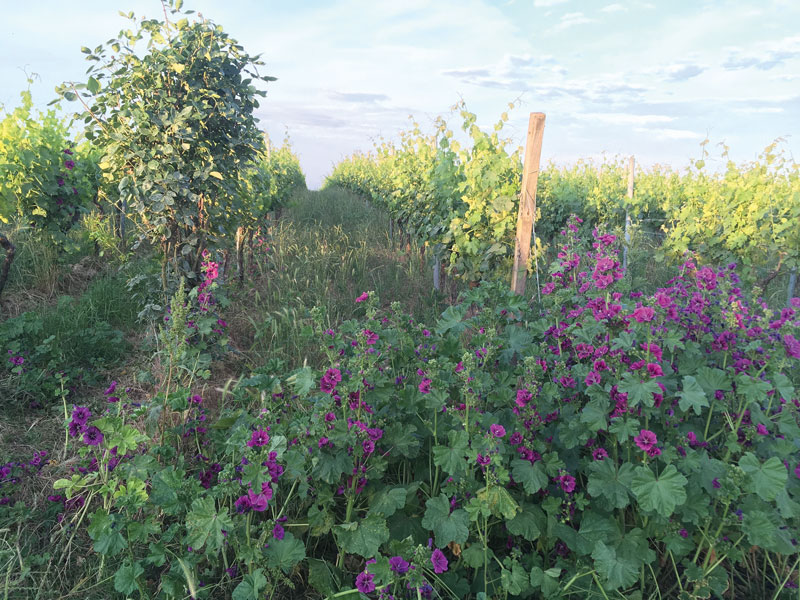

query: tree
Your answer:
[57,0,275,287]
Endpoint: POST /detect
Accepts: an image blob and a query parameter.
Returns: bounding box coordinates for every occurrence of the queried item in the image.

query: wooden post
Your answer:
[623,156,634,273]
[788,268,797,307]
[433,253,441,291]
[511,113,546,295]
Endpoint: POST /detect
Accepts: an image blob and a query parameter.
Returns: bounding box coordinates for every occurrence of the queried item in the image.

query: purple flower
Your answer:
[509,432,523,445]
[246,429,270,448]
[71,405,91,425]
[679,529,688,538]
[476,453,491,466]
[431,548,448,574]
[247,489,269,512]
[592,448,608,461]
[65,160,75,170]
[389,556,410,574]
[355,292,369,303]
[489,424,506,438]
[646,363,663,378]
[783,334,800,359]
[559,474,576,494]
[272,524,285,540]
[632,306,655,323]
[362,439,375,454]
[104,381,117,395]
[82,426,104,446]
[794,464,800,479]
[584,371,601,386]
[418,378,432,394]
[68,420,85,437]
[355,571,375,594]
[234,495,252,513]
[712,478,721,489]
[756,424,768,436]
[634,429,658,452]
[515,388,532,408]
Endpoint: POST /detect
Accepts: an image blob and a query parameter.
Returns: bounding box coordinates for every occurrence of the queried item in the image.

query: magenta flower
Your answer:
[490,424,506,438]
[82,426,104,446]
[756,424,768,436]
[68,420,85,437]
[634,429,658,452]
[431,548,448,574]
[247,489,269,512]
[584,371,601,386]
[65,160,75,170]
[355,292,369,303]
[784,334,800,359]
[592,447,608,461]
[272,524,285,540]
[356,571,375,594]
[632,306,655,323]
[559,473,576,493]
[418,378,432,394]
[476,453,491,466]
[454,361,464,373]
[104,381,117,395]
[646,363,663,378]
[362,439,375,454]
[234,495,252,513]
[516,388,532,408]
[363,329,379,345]
[71,406,91,425]
[389,556,410,574]
[795,464,800,479]
[246,429,270,448]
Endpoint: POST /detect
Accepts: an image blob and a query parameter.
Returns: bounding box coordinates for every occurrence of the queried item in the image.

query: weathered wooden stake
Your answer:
[433,254,441,291]
[511,113,546,295]
[788,268,798,307]
[623,156,634,273]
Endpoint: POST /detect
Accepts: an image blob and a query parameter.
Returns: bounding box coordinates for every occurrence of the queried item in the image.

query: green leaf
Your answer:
[113,559,143,595]
[678,375,709,415]
[592,541,639,590]
[369,486,407,518]
[739,453,787,501]
[384,422,420,458]
[736,373,772,404]
[587,460,634,509]
[505,503,543,541]
[232,569,268,600]
[87,76,100,94]
[422,494,469,547]
[185,496,233,553]
[695,366,732,394]
[580,398,608,432]
[511,458,548,494]
[209,171,223,180]
[433,430,468,476]
[312,450,353,484]
[477,485,519,520]
[631,464,688,516]
[265,532,306,573]
[87,510,128,556]
[334,514,389,558]
[618,373,661,408]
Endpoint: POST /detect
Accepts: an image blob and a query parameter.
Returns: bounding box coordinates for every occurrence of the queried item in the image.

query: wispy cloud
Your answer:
[329,92,390,104]
[723,35,800,71]
[553,12,594,31]
[635,127,703,141]
[533,0,569,7]
[600,3,626,12]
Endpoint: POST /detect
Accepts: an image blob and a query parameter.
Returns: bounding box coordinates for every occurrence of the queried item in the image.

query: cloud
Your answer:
[553,12,594,31]
[723,35,800,71]
[533,0,569,6]
[580,113,675,125]
[600,3,625,12]
[329,92,390,104]
[661,63,705,81]
[635,127,703,140]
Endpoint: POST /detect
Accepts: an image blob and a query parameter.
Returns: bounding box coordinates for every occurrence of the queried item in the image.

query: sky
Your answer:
[1,0,798,188]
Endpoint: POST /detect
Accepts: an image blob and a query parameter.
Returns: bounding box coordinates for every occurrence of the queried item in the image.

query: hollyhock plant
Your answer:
[431,548,448,574]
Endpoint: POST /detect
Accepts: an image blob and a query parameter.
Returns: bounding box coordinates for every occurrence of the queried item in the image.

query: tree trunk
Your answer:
[0,233,16,301]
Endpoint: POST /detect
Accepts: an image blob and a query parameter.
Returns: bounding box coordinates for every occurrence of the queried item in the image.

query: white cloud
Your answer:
[534,0,569,6]
[723,35,800,71]
[600,3,626,12]
[581,113,675,125]
[553,12,594,31]
[636,127,703,140]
